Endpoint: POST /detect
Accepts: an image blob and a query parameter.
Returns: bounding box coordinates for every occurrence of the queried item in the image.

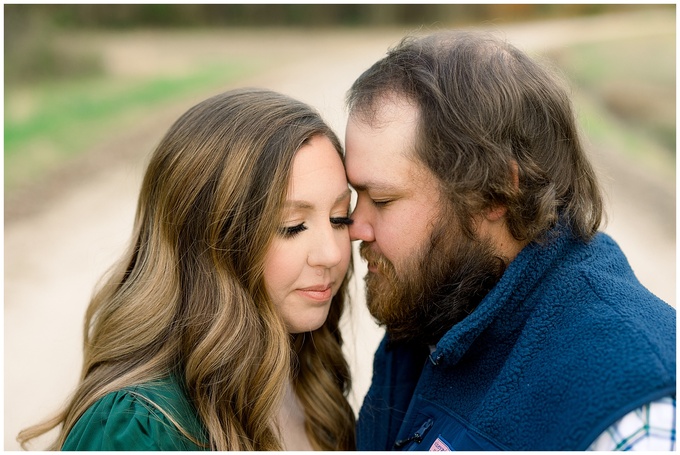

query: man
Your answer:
[345,31,675,451]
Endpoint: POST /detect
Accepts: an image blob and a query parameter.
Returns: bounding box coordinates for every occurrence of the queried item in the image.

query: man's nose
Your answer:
[349,200,375,242]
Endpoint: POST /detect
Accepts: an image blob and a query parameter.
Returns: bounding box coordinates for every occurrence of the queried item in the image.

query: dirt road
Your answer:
[5,10,674,450]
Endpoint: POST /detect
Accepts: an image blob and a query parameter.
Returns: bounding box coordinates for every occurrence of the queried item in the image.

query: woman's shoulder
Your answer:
[62,376,207,451]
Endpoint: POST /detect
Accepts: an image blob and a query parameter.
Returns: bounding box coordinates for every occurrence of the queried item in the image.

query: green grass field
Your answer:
[5,60,260,192]
[547,34,675,172]
[5,29,675,196]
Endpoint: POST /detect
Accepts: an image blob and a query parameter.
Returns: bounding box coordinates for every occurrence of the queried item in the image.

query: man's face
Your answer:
[345,94,506,343]
[345,94,443,281]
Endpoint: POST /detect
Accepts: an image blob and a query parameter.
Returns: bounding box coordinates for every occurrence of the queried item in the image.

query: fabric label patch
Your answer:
[430,435,453,451]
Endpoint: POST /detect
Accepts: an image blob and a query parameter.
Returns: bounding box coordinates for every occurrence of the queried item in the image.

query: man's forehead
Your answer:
[345,92,429,191]
[349,92,420,130]
[345,148,434,197]
[346,98,420,159]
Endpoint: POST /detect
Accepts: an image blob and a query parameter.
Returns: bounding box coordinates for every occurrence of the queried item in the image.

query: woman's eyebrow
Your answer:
[285,188,351,210]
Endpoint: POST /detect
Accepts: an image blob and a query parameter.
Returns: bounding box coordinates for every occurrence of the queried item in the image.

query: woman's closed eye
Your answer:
[279,223,307,238]
[279,216,352,238]
[330,216,353,229]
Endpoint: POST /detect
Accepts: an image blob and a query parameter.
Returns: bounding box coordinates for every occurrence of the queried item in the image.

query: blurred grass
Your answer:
[6,64,252,155]
[546,34,675,173]
[5,61,259,193]
[5,22,675,199]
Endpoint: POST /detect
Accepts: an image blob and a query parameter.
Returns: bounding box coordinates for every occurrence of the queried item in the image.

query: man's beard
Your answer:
[360,218,507,346]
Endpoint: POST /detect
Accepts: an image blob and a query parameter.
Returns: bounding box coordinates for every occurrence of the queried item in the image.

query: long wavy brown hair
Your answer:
[18,88,356,450]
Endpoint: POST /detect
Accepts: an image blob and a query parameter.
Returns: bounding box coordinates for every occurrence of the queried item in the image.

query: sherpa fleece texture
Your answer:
[357,225,676,451]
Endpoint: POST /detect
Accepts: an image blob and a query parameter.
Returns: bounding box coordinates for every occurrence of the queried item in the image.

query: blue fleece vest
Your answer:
[357,227,676,451]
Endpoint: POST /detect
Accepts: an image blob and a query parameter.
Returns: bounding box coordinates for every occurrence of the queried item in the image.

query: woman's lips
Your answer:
[296,286,332,301]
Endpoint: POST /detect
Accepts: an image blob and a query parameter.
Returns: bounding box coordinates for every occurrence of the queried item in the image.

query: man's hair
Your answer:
[347,31,603,242]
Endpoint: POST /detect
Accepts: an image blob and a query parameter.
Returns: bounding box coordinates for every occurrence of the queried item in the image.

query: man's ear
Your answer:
[484,204,507,222]
[484,160,519,222]
[510,159,519,191]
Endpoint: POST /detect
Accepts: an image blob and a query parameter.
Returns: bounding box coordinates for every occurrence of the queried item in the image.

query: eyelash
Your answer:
[279,224,307,238]
[331,217,354,228]
[371,199,391,207]
[279,217,353,238]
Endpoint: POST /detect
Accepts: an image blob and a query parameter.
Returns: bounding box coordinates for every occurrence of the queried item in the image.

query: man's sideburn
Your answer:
[360,212,507,346]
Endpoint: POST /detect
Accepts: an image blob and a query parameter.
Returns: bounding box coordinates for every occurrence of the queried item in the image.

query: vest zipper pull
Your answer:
[394,418,434,449]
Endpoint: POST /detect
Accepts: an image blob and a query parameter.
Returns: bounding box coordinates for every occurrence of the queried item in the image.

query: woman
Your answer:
[17,88,356,450]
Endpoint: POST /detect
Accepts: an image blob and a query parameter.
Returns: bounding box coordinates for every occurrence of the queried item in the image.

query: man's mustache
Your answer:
[359,242,381,264]
[359,242,395,276]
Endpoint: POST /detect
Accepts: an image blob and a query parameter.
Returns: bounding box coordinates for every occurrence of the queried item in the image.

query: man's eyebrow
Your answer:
[285,188,352,209]
[349,181,398,193]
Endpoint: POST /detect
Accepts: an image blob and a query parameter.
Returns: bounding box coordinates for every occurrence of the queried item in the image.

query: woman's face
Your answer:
[263,135,352,334]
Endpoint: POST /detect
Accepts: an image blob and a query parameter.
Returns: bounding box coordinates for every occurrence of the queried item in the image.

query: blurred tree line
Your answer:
[5,3,660,85]
[5,4,649,29]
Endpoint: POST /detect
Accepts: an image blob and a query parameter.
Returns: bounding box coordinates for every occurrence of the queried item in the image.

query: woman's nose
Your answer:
[307,226,344,268]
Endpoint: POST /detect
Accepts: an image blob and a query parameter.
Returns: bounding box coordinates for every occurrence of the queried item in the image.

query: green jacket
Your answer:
[62,376,208,451]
